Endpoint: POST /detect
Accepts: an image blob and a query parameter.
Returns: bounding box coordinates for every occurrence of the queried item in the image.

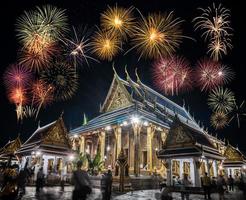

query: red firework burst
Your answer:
[8,87,27,105]
[3,63,33,89]
[195,58,234,91]
[153,56,193,95]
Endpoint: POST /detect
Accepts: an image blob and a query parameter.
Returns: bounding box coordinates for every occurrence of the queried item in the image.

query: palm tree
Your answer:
[86,151,104,175]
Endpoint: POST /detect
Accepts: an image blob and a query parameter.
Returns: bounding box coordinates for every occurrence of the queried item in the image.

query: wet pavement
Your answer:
[20,186,244,200]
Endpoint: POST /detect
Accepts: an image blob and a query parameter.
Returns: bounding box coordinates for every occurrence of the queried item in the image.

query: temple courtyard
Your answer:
[20,187,244,200]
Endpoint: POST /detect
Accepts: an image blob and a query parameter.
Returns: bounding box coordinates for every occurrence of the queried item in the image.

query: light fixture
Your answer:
[105,125,112,131]
[157,127,162,131]
[155,148,158,151]
[104,156,107,160]
[243,165,246,169]
[106,145,111,151]
[123,121,128,126]
[131,115,140,124]
[36,151,41,156]
[143,121,149,126]
[74,134,78,138]
[69,154,75,161]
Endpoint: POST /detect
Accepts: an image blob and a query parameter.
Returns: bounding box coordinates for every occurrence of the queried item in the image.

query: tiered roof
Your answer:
[71,69,201,135]
[16,116,72,156]
[0,136,21,159]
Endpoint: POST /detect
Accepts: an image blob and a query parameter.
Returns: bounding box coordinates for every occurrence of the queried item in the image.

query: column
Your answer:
[190,159,195,186]
[213,160,218,177]
[147,126,155,173]
[79,136,85,154]
[166,159,172,186]
[132,123,141,176]
[180,159,183,178]
[99,131,106,160]
[193,158,201,187]
[114,126,122,160]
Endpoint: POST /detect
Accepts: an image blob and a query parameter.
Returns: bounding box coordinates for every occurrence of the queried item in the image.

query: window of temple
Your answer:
[200,162,206,176]
[57,158,63,174]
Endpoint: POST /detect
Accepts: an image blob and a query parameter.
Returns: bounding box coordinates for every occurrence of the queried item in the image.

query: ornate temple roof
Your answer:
[157,118,223,160]
[223,144,246,166]
[16,116,72,156]
[70,69,202,135]
[0,136,21,159]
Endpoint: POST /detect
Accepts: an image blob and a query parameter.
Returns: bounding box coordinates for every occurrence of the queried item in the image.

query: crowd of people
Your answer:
[161,172,246,200]
[0,160,113,200]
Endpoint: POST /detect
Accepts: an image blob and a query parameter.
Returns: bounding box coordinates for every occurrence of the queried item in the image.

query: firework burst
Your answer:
[91,29,121,61]
[207,36,232,61]
[195,58,234,91]
[40,62,78,101]
[193,3,233,61]
[16,5,68,71]
[193,3,232,41]
[153,56,193,95]
[208,87,235,113]
[228,100,246,128]
[211,111,228,129]
[100,5,135,39]
[127,11,184,60]
[8,87,27,105]
[3,63,33,89]
[63,26,98,68]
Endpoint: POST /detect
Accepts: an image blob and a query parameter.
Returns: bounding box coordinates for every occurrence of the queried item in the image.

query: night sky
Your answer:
[0,0,245,152]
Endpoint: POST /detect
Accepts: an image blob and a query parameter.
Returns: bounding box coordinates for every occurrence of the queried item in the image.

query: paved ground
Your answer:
[20,186,244,200]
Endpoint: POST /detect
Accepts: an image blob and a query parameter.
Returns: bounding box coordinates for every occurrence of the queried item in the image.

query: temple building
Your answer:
[222,144,246,178]
[157,118,224,186]
[0,136,21,165]
[16,115,74,180]
[70,69,216,181]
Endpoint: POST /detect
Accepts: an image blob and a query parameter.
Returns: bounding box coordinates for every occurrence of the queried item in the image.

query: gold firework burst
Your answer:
[100,5,135,39]
[91,29,121,61]
[128,11,184,59]
[211,111,228,129]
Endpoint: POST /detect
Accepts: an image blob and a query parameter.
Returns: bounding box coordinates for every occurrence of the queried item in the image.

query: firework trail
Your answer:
[211,111,228,129]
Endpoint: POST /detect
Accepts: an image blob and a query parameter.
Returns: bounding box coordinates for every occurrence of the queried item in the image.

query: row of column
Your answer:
[74,124,167,177]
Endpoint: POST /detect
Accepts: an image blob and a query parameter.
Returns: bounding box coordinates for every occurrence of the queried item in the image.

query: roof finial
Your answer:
[182,99,185,108]
[83,113,88,125]
[60,110,64,119]
[112,62,118,77]
[125,65,130,80]
[38,120,41,128]
[135,68,141,83]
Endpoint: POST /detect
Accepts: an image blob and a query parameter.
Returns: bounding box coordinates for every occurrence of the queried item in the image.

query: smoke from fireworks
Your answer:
[211,111,228,129]
[100,5,135,39]
[208,87,235,113]
[63,26,98,68]
[40,62,78,101]
[195,58,234,91]
[3,63,33,89]
[127,11,184,60]
[91,29,121,61]
[153,56,193,95]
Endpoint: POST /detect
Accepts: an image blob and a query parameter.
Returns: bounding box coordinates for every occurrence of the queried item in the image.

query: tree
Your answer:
[86,151,104,175]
